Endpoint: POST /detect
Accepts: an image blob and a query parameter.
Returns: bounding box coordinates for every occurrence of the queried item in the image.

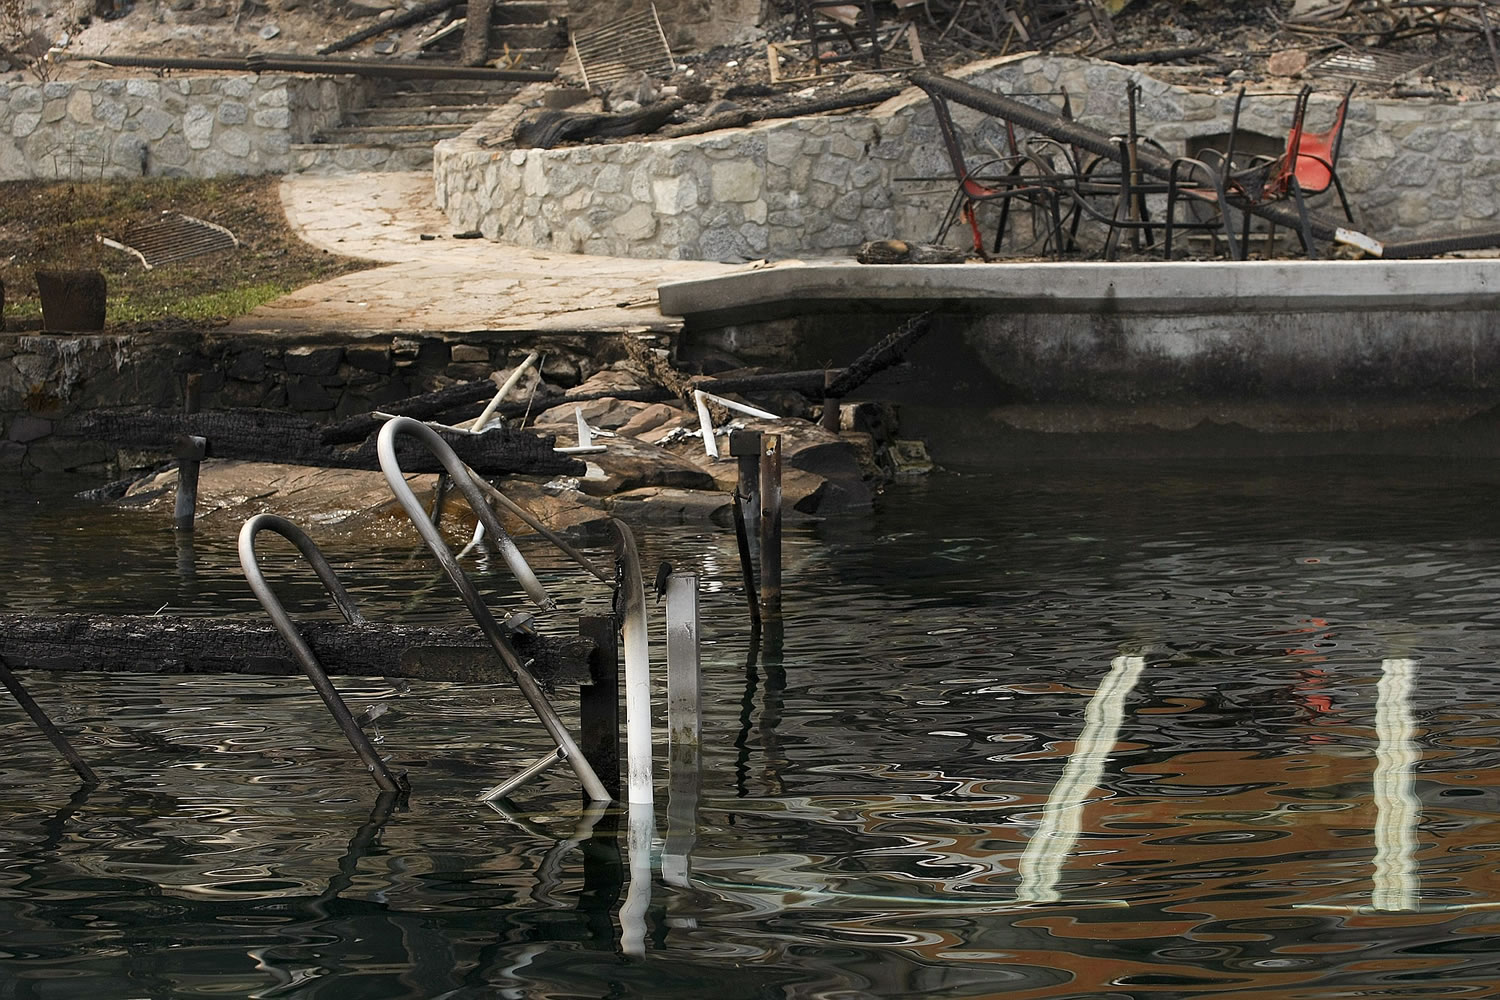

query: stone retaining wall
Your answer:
[435,55,1500,260]
[0,74,365,181]
[0,330,593,476]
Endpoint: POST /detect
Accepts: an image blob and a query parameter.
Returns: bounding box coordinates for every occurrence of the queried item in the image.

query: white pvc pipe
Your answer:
[610,519,654,809]
[466,350,540,433]
[693,390,718,458]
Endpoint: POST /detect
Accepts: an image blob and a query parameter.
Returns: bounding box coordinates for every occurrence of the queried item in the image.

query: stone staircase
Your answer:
[291,1,570,174]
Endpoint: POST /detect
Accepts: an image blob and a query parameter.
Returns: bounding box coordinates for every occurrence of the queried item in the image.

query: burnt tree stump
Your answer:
[35,269,107,332]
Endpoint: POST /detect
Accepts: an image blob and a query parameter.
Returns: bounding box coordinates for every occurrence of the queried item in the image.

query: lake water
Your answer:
[4,455,1500,998]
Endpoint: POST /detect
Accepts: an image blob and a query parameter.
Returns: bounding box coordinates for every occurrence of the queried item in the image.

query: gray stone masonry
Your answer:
[0,74,366,180]
[0,330,598,476]
[434,55,1500,261]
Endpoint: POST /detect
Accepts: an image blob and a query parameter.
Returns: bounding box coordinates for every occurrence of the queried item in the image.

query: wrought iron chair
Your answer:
[1204,84,1357,256]
[917,79,1072,258]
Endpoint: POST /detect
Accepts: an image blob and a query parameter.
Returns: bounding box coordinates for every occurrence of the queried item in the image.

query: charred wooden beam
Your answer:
[72,52,554,82]
[317,0,462,55]
[63,408,584,477]
[0,613,596,687]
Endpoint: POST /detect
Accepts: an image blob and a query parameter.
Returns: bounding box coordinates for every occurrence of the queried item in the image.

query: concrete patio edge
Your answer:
[656,258,1500,326]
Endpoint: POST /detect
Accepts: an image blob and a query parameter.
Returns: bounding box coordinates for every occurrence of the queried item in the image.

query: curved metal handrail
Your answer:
[238,513,405,793]
[376,416,610,803]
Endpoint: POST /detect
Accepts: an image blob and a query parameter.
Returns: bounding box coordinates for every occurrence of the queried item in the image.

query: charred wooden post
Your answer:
[731,429,762,559]
[173,434,206,532]
[820,369,841,432]
[175,374,205,533]
[731,490,760,628]
[578,614,621,802]
[759,434,784,622]
[35,269,106,332]
[67,407,582,477]
[462,0,494,66]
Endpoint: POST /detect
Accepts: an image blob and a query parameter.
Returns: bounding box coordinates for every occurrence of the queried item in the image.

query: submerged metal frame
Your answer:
[238,513,406,793]
[376,416,611,803]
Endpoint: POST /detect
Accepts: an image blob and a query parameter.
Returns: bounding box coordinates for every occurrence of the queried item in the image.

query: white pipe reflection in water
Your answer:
[1015,654,1145,903]
[621,799,656,957]
[1372,656,1420,912]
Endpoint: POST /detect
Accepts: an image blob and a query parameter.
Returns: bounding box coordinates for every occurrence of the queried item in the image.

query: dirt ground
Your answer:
[0,175,371,329]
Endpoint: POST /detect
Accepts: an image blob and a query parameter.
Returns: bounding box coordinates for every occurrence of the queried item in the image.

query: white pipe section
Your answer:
[610,519,654,808]
[665,573,701,749]
[466,350,540,432]
[1372,656,1420,912]
[574,406,592,448]
[694,389,779,421]
[1015,654,1145,903]
[693,389,719,458]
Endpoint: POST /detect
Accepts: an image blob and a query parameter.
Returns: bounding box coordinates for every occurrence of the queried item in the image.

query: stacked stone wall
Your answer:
[435,55,1500,260]
[0,330,591,476]
[0,74,365,181]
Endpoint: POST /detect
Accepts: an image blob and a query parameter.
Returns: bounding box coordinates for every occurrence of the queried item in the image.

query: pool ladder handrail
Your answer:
[237,512,407,794]
[376,416,611,803]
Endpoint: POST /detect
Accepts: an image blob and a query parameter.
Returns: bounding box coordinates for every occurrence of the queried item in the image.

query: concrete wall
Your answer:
[435,55,1500,261]
[0,74,364,181]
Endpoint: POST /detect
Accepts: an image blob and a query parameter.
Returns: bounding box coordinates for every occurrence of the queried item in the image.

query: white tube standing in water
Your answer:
[612,520,654,808]
[1016,654,1145,903]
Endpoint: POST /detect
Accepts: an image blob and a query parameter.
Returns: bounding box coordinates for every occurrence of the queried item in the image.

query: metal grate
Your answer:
[1305,49,1435,85]
[101,212,240,270]
[570,3,674,91]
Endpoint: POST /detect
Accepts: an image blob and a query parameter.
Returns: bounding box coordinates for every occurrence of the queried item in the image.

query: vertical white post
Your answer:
[666,573,701,750]
[664,573,701,887]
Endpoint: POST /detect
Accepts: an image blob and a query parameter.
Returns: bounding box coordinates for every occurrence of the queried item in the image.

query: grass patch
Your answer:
[0,175,374,330]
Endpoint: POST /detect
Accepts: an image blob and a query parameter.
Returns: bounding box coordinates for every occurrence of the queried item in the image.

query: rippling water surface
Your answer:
[4,456,1500,998]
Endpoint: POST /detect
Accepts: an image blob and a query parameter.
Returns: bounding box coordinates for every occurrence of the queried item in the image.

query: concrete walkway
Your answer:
[222,172,741,337]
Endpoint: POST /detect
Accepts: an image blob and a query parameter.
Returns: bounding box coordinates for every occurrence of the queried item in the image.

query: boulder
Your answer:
[617,402,685,438]
[604,487,733,524]
[575,436,717,497]
[533,395,660,432]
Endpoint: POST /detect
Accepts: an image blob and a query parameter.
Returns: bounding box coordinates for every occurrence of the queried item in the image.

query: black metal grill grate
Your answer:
[106,212,240,269]
[570,4,674,91]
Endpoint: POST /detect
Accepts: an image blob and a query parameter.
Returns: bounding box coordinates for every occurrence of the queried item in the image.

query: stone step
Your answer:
[371,76,524,97]
[344,104,497,127]
[315,122,472,145]
[376,87,520,107]
[289,142,436,174]
[458,1,563,24]
[486,22,568,49]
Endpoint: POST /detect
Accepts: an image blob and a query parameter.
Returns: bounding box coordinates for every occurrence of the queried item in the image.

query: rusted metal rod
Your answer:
[0,656,98,784]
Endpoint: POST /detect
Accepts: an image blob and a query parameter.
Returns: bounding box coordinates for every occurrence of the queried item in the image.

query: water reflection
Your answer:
[1372,656,1420,913]
[6,460,1500,997]
[1016,654,1144,904]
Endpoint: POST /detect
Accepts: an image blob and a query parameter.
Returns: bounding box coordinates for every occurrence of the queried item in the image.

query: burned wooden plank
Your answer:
[63,408,584,476]
[0,614,596,687]
[317,0,463,55]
